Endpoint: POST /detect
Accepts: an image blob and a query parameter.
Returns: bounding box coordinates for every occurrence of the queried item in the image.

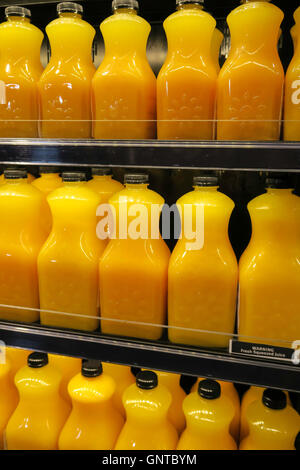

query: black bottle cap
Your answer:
[62,172,86,182]
[81,359,103,377]
[193,175,219,187]
[91,168,112,176]
[124,173,149,184]
[4,168,27,180]
[262,389,287,410]
[136,370,158,390]
[28,352,48,368]
[198,379,221,399]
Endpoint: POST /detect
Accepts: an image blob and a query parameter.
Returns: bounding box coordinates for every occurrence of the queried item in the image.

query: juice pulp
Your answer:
[102,363,135,417]
[157,3,217,140]
[58,368,124,450]
[49,353,81,405]
[0,15,43,137]
[38,12,95,138]
[238,188,300,346]
[284,7,300,141]
[92,8,156,139]
[99,181,170,340]
[217,0,284,140]
[168,184,238,348]
[38,181,105,331]
[0,359,19,449]
[0,177,48,322]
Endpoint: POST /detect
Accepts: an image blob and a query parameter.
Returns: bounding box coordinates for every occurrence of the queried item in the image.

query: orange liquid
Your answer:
[102,363,135,417]
[39,12,95,138]
[0,359,19,449]
[48,353,81,406]
[32,172,63,235]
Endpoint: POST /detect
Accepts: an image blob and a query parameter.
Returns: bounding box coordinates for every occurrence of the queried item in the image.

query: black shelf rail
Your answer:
[1,139,300,172]
[0,320,299,392]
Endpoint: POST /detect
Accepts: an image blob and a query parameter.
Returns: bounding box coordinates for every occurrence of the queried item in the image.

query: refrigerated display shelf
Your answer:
[1,139,300,172]
[0,319,299,393]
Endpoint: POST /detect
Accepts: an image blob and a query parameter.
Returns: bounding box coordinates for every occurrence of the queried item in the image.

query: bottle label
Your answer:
[229,339,300,364]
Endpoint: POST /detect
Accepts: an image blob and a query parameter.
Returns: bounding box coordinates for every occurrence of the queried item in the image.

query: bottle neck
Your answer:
[5,178,28,184]
[6,16,31,23]
[114,7,137,15]
[93,175,113,182]
[176,3,204,11]
[58,12,82,19]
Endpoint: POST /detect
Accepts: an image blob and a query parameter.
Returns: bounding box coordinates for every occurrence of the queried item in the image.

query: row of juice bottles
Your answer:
[0,347,299,450]
[1,0,300,141]
[0,167,299,349]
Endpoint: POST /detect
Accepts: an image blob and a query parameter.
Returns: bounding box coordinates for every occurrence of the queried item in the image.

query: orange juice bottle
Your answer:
[100,173,170,340]
[5,352,70,450]
[102,362,135,417]
[39,2,96,138]
[31,167,63,196]
[59,359,124,449]
[0,6,43,138]
[0,169,48,323]
[157,0,217,140]
[284,7,300,141]
[212,28,224,74]
[238,177,300,346]
[191,377,240,442]
[115,370,178,450]
[49,353,81,406]
[38,172,105,331]
[217,0,284,141]
[0,359,19,449]
[177,379,237,450]
[168,175,238,348]
[240,386,292,441]
[240,388,300,450]
[92,0,156,139]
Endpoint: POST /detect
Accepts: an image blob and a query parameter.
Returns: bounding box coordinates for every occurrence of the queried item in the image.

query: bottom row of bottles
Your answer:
[0,347,299,450]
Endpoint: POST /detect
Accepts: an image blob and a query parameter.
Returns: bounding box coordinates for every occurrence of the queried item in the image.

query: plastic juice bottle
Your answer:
[142,369,186,434]
[168,175,238,348]
[217,0,284,141]
[284,7,300,141]
[38,2,96,139]
[115,371,178,450]
[0,169,48,323]
[0,359,19,449]
[59,360,124,449]
[92,0,156,140]
[102,362,135,417]
[238,177,300,347]
[157,0,217,140]
[0,6,43,138]
[31,167,63,196]
[240,386,292,441]
[49,353,81,406]
[191,377,240,442]
[38,172,105,331]
[5,352,70,450]
[240,388,300,450]
[99,173,170,340]
[177,379,237,450]
[212,28,224,74]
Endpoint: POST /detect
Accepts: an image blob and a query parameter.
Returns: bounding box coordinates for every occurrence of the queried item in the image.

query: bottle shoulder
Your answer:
[68,372,116,403]
[101,12,150,33]
[46,16,95,36]
[163,8,215,29]
[176,189,235,210]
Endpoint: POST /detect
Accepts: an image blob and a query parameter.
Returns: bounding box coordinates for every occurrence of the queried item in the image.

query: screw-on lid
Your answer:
[262,389,287,410]
[198,379,221,399]
[81,359,103,377]
[193,175,219,187]
[91,168,112,176]
[265,177,293,189]
[28,352,48,368]
[62,172,86,182]
[4,168,27,179]
[136,370,158,390]
[124,173,149,184]
[5,6,31,18]
[57,2,83,15]
[176,0,204,6]
[112,0,139,12]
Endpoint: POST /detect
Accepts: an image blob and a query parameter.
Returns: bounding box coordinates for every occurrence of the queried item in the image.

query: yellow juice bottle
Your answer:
[39,2,96,138]
[0,6,43,138]
[38,172,105,331]
[157,0,217,140]
[59,360,124,450]
[115,371,178,450]
[0,169,48,323]
[240,389,300,450]
[5,352,70,450]
[92,0,156,139]
[240,386,292,441]
[217,0,284,141]
[177,379,237,450]
[168,175,238,348]
[100,173,170,340]
[284,7,300,141]
[191,377,240,443]
[212,28,224,74]
[102,363,135,417]
[48,353,81,406]
[0,359,19,449]
[238,177,300,347]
